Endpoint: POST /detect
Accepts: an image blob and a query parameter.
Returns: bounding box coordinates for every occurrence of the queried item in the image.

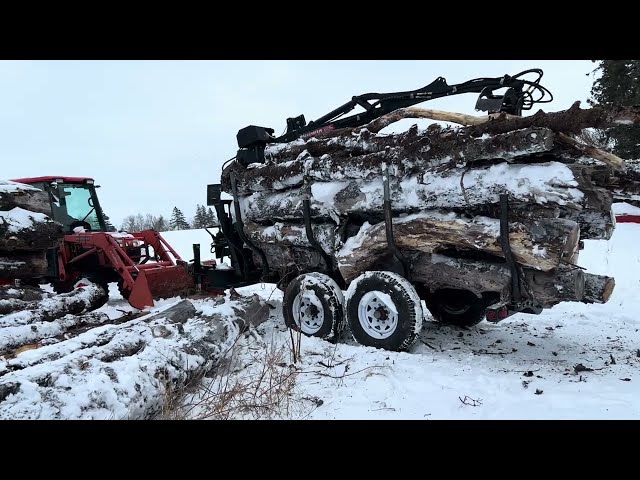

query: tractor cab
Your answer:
[11,176,107,234]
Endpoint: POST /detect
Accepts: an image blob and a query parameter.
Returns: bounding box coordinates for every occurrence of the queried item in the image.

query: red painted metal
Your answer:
[615,215,640,224]
[3,176,211,308]
[10,176,94,184]
[58,230,195,309]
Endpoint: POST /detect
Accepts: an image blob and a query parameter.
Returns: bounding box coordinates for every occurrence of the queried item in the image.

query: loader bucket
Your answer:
[128,265,195,310]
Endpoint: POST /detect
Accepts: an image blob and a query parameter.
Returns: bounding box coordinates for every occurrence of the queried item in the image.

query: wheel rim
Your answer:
[292,291,325,335]
[357,291,398,339]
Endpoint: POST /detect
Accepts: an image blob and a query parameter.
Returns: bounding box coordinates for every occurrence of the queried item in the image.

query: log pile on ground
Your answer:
[0,181,64,279]
[222,102,633,308]
[0,289,271,419]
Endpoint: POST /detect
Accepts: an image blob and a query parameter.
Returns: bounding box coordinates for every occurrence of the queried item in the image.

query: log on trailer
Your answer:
[408,253,588,308]
[583,273,615,304]
[334,213,580,280]
[222,101,639,197]
[237,162,612,239]
[223,127,559,194]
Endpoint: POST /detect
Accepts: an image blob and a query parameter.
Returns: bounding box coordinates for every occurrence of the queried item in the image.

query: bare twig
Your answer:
[459,395,483,407]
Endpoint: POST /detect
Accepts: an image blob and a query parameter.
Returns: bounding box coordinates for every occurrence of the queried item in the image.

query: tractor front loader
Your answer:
[6,176,205,310]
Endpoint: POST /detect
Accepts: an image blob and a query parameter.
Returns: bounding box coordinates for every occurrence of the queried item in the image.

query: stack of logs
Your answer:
[0,181,64,280]
[221,102,640,308]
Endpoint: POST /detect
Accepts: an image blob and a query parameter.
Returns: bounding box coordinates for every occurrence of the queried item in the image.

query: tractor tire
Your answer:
[283,272,345,341]
[345,271,423,352]
[52,280,75,295]
[423,288,486,328]
[117,279,131,301]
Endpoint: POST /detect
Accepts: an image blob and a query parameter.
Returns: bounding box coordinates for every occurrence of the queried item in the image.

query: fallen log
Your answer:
[0,294,269,419]
[0,312,111,355]
[0,285,44,302]
[0,207,64,252]
[0,283,108,328]
[0,181,51,216]
[583,273,615,304]
[0,252,48,279]
[408,253,585,308]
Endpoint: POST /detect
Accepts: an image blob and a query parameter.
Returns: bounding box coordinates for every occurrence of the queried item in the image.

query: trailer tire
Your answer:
[424,288,486,327]
[346,271,423,352]
[283,273,345,340]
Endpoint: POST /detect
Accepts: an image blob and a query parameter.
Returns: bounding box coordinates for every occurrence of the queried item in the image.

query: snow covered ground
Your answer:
[1,223,638,419]
[163,222,640,420]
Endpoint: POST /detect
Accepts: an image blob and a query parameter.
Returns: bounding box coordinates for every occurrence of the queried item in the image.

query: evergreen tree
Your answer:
[205,207,218,227]
[589,60,640,159]
[169,207,190,230]
[192,204,207,228]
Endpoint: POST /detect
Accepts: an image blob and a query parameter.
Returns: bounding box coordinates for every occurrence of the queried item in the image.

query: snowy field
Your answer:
[0,221,638,419]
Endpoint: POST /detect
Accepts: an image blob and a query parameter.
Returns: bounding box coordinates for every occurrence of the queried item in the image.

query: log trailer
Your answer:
[204,69,568,352]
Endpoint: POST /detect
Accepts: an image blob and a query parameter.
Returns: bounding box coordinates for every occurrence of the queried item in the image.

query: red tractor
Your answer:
[8,176,204,309]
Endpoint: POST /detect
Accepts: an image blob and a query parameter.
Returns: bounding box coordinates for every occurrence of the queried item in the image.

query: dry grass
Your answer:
[159,297,319,421]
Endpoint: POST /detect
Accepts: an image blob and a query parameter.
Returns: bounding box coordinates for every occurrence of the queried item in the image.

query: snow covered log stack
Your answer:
[0,181,64,279]
[221,102,640,308]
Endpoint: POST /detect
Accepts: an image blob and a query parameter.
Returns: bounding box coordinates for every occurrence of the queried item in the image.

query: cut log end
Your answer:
[583,273,615,304]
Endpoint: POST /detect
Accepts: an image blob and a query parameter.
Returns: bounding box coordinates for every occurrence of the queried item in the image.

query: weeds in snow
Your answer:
[161,329,315,420]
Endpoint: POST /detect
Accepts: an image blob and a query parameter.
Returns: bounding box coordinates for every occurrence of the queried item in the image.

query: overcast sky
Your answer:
[0,60,598,227]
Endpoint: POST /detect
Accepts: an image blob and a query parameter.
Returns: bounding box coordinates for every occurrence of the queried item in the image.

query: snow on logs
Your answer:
[220,104,630,305]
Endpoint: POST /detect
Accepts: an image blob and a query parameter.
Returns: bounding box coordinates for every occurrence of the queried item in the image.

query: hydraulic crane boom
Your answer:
[233,68,553,165]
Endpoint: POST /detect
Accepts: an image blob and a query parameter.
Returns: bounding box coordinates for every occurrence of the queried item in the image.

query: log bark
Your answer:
[555,133,625,170]
[583,273,615,304]
[0,285,44,302]
[238,162,610,237]
[574,161,640,204]
[408,253,585,308]
[244,221,337,252]
[0,186,51,216]
[523,267,585,307]
[226,127,557,194]
[466,102,640,138]
[0,252,48,279]
[0,311,111,355]
[0,283,108,328]
[251,243,328,275]
[362,107,520,133]
[0,209,64,252]
[335,214,579,281]
[0,294,269,419]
